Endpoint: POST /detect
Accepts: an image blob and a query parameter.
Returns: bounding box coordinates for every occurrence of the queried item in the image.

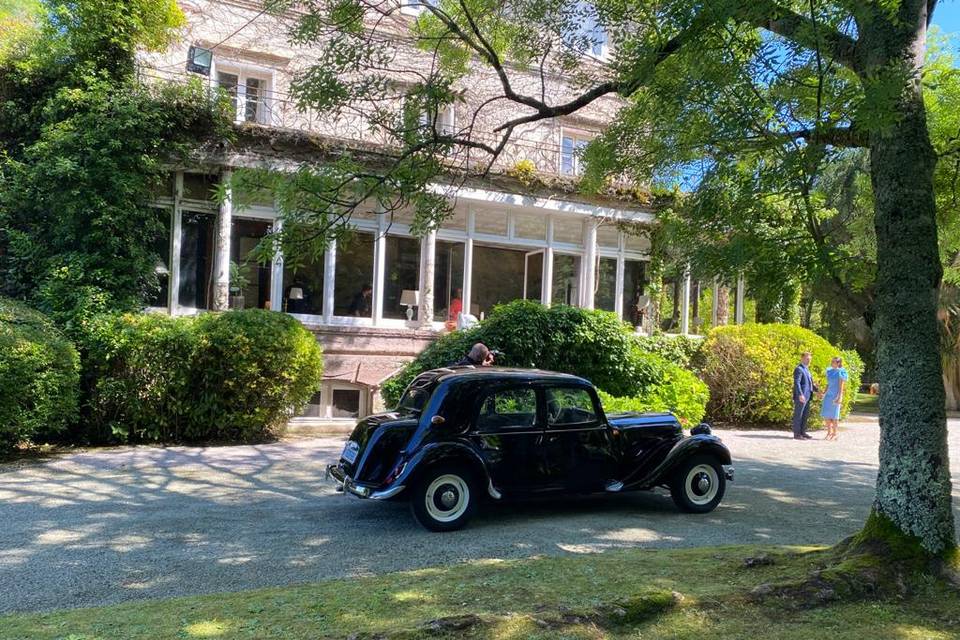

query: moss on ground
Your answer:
[2,545,959,640]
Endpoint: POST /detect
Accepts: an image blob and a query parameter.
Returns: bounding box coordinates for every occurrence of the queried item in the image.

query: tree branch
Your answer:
[741,1,859,71]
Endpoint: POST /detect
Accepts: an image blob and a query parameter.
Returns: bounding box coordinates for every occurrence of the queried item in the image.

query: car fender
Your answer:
[625,435,732,489]
[393,441,499,499]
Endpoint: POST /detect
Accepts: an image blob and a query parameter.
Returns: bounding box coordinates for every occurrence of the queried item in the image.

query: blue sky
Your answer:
[933,1,960,37]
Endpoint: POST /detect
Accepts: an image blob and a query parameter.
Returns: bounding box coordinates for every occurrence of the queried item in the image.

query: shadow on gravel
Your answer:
[2,435,946,614]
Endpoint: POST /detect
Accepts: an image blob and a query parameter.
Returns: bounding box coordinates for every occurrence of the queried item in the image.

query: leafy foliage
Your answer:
[633,334,705,370]
[0,0,230,325]
[78,310,324,444]
[598,361,709,426]
[0,297,79,452]
[381,300,708,425]
[700,323,862,427]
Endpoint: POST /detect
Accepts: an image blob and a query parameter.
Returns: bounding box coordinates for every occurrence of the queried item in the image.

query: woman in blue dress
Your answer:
[821,356,848,440]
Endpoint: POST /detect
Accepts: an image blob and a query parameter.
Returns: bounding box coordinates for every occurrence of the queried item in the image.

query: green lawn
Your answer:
[853,392,879,414]
[3,545,959,639]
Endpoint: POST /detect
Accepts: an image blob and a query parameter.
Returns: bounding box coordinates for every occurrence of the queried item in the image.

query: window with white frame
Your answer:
[216,65,272,125]
[296,382,368,420]
[563,1,611,61]
[399,0,438,16]
[418,103,455,136]
[560,131,591,176]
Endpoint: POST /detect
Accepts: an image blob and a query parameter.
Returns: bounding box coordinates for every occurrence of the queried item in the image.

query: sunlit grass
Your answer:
[2,545,958,639]
[183,619,233,637]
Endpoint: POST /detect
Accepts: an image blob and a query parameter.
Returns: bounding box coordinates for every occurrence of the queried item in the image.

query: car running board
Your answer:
[605,480,624,493]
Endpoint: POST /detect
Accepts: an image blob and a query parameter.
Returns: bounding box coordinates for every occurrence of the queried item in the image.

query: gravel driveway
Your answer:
[1,418,958,614]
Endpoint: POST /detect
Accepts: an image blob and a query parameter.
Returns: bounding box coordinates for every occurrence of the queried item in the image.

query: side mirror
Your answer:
[430,415,446,427]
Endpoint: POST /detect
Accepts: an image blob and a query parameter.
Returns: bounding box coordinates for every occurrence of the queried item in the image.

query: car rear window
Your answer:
[397,387,431,414]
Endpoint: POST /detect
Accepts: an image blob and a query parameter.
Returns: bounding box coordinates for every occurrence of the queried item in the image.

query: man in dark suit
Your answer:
[792,352,818,440]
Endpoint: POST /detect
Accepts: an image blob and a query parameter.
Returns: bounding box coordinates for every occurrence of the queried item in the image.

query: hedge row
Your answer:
[0,298,80,452]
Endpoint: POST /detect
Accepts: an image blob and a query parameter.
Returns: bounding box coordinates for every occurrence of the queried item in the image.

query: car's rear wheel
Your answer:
[669,455,725,513]
[410,465,477,532]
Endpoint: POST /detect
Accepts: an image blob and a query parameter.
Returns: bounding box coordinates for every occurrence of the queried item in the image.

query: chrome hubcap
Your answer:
[685,464,720,506]
[697,474,711,493]
[424,474,470,523]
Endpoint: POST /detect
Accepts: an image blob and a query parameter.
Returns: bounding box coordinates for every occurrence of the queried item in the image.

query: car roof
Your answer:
[428,367,591,386]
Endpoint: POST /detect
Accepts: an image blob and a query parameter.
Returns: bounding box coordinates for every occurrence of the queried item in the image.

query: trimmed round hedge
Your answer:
[80,309,324,443]
[700,323,863,426]
[0,297,80,452]
[381,300,709,425]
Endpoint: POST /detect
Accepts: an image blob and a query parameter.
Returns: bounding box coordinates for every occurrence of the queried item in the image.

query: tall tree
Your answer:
[267,0,957,564]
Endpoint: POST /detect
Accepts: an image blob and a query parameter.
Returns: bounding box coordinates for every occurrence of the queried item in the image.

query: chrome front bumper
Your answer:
[723,465,735,482]
[325,464,406,500]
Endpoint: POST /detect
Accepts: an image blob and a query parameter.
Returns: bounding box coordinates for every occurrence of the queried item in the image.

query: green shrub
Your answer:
[0,297,80,452]
[381,301,709,425]
[633,334,706,370]
[700,323,863,426]
[80,309,324,443]
[598,361,709,426]
[191,310,325,441]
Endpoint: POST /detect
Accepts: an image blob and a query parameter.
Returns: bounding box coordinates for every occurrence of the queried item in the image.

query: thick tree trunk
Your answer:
[865,3,956,555]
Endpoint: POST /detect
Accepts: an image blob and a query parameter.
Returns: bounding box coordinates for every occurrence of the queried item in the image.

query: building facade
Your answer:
[138,0,671,422]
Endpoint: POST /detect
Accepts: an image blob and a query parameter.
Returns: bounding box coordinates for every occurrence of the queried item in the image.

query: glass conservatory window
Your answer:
[178,211,214,310]
[596,257,617,312]
[334,232,375,317]
[148,208,172,309]
[622,259,646,325]
[283,254,324,315]
[472,244,526,317]
[552,253,581,306]
[230,218,272,309]
[383,236,421,320]
[434,241,465,322]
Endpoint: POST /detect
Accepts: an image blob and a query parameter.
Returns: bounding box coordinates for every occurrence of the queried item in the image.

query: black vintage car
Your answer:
[327,367,734,531]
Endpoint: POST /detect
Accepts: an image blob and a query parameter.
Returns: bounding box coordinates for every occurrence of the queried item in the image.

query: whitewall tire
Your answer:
[410,466,477,532]
[669,455,726,513]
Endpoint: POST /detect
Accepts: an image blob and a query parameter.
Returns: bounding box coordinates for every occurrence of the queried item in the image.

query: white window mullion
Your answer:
[462,206,474,319]
[615,254,625,319]
[270,217,283,312]
[170,172,184,314]
[323,240,336,324]
[372,211,388,325]
[235,79,246,124]
[581,220,597,309]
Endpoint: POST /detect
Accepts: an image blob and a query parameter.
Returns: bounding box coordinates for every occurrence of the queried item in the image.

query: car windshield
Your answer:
[397,387,430,414]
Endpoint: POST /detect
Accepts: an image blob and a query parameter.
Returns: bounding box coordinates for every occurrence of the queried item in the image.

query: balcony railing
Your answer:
[140,67,580,178]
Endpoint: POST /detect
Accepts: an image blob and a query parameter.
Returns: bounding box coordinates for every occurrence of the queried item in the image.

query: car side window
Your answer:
[545,387,597,427]
[476,387,538,430]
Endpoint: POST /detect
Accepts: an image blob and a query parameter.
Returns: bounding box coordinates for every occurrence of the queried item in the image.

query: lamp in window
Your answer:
[284,286,303,313]
[187,45,213,76]
[399,289,420,321]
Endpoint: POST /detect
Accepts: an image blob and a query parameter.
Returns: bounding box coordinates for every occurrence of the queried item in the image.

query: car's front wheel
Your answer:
[410,466,477,532]
[669,455,725,513]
